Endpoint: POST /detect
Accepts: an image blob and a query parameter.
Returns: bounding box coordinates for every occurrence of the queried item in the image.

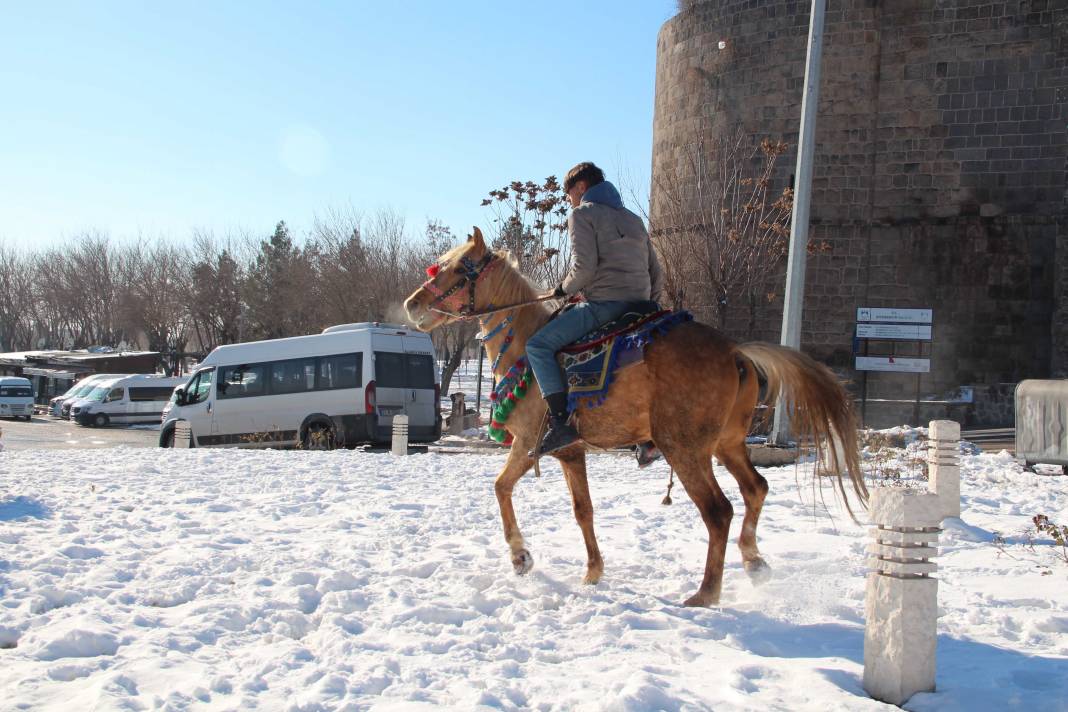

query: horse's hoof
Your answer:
[683,591,719,607]
[744,557,772,586]
[582,568,603,585]
[512,549,534,575]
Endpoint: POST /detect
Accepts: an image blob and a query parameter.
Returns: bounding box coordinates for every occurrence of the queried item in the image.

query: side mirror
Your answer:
[175,389,186,406]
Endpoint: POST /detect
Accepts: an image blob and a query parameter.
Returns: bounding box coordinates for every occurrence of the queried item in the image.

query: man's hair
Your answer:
[564,162,605,193]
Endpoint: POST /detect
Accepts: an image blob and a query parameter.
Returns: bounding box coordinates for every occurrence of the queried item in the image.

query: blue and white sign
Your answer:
[856,308,932,324]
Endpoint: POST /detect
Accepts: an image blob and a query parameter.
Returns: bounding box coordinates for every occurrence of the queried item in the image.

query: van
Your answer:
[49,374,126,417]
[160,323,441,448]
[71,375,186,427]
[0,377,34,421]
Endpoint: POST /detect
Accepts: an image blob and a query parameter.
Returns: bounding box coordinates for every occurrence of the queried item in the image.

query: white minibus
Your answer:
[0,377,34,421]
[71,375,187,427]
[50,374,126,418]
[160,323,441,448]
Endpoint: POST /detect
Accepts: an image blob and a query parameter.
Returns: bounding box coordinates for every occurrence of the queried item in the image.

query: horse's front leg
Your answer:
[556,451,603,584]
[494,445,536,575]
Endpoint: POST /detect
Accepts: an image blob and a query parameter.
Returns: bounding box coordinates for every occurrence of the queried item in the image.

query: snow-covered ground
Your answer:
[1,441,1067,711]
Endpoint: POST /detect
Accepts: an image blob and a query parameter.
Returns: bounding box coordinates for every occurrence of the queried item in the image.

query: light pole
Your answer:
[771,0,827,446]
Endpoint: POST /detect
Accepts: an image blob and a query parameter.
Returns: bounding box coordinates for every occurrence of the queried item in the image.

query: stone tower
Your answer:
[651,0,1068,425]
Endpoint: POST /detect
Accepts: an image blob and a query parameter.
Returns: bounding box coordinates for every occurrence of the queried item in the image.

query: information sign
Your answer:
[855,356,930,373]
[856,324,932,341]
[856,308,932,324]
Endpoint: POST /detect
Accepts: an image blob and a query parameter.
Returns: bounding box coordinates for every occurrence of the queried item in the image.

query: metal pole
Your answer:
[475,341,485,420]
[771,0,827,447]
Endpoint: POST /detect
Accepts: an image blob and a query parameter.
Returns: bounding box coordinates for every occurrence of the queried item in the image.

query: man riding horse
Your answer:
[528,162,664,456]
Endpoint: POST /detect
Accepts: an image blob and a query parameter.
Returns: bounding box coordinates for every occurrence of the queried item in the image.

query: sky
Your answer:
[0,1,677,251]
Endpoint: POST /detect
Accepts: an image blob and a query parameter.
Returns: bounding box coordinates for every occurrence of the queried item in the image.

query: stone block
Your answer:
[869,489,942,529]
[864,573,938,706]
[929,420,961,441]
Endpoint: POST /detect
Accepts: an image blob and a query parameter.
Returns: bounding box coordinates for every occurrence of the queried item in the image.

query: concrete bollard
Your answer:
[174,421,191,449]
[928,420,961,519]
[391,415,409,456]
[448,392,466,436]
[864,488,941,706]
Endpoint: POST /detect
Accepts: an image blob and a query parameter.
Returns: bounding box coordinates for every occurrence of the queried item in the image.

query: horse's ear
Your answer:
[468,226,486,252]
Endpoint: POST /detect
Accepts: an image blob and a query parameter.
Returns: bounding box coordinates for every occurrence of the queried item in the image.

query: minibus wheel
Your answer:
[160,428,174,448]
[93,413,110,428]
[302,422,336,451]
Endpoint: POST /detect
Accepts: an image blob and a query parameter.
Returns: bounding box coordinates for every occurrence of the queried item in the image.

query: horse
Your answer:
[404,227,868,606]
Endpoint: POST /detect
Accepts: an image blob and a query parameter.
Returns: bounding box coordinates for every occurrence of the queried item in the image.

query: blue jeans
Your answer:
[527,300,633,397]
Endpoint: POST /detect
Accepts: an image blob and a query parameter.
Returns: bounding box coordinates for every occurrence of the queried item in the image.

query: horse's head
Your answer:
[404,226,499,332]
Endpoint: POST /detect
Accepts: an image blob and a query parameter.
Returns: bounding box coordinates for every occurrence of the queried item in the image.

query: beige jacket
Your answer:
[560,194,664,303]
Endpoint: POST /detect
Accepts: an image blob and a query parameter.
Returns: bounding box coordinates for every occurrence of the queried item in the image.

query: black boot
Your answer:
[535,392,579,455]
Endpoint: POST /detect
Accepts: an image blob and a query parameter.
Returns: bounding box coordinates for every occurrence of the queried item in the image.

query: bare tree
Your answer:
[182,231,243,354]
[0,243,36,350]
[120,241,192,372]
[652,128,794,334]
[481,177,571,288]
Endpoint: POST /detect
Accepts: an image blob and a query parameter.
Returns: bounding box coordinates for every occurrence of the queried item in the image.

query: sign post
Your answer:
[855,308,933,425]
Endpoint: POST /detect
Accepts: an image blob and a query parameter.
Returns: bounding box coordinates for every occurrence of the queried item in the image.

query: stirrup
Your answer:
[529,418,579,457]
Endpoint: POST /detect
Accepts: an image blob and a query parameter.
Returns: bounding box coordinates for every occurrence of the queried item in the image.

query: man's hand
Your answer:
[542,285,566,300]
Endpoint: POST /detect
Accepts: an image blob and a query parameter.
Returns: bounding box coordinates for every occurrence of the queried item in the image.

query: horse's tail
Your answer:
[735,342,869,517]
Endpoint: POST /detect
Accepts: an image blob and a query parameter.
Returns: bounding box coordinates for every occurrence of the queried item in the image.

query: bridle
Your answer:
[421,253,502,319]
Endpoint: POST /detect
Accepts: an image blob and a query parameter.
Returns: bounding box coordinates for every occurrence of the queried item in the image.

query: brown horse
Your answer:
[404,228,867,606]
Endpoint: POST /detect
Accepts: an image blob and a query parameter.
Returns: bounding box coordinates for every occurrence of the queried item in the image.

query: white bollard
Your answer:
[174,421,191,449]
[928,420,961,519]
[864,488,941,706]
[391,415,409,456]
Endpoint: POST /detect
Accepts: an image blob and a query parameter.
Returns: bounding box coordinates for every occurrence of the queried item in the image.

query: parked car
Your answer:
[0,377,34,421]
[160,322,441,449]
[50,374,126,417]
[71,375,187,427]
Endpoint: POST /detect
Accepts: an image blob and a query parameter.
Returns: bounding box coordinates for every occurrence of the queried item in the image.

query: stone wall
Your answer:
[652,0,1068,424]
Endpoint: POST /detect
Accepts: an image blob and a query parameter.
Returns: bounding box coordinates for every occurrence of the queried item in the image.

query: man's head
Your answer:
[563,162,605,207]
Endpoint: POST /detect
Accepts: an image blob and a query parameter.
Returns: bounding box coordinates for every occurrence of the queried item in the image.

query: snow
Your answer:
[1,442,1067,710]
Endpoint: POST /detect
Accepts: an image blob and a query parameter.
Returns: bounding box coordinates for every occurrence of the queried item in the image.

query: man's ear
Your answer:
[468,226,486,252]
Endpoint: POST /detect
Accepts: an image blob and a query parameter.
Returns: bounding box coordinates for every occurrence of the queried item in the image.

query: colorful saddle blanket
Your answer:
[557,307,694,411]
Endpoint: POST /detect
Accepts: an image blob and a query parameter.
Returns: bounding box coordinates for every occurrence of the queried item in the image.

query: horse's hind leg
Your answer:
[555,451,603,584]
[494,445,536,575]
[659,445,733,606]
[716,443,771,585]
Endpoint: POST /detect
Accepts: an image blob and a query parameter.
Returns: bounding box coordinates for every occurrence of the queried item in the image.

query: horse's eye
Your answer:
[454,266,465,274]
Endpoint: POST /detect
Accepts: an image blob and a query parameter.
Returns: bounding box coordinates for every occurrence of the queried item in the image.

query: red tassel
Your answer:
[425,264,440,278]
[506,393,518,403]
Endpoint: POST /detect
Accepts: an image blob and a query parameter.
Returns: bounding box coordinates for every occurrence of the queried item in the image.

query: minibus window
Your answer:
[271,359,316,395]
[0,386,32,398]
[318,354,361,390]
[405,355,435,389]
[217,365,264,398]
[374,352,406,388]
[187,370,215,404]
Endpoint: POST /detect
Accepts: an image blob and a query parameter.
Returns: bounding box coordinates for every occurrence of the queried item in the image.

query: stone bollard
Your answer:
[928,420,961,519]
[174,421,191,449]
[391,415,409,456]
[448,392,466,436]
[864,488,941,706]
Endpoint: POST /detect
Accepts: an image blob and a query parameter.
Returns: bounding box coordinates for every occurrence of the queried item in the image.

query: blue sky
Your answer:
[0,1,676,249]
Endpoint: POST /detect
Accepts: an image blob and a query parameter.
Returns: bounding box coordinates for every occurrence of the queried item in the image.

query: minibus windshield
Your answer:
[0,386,32,398]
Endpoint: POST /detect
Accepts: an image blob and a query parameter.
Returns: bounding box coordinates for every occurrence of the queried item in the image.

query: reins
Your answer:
[428,294,555,321]
[421,252,555,321]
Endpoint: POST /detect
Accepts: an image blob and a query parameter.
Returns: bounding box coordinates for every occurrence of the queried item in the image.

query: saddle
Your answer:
[556,303,693,411]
